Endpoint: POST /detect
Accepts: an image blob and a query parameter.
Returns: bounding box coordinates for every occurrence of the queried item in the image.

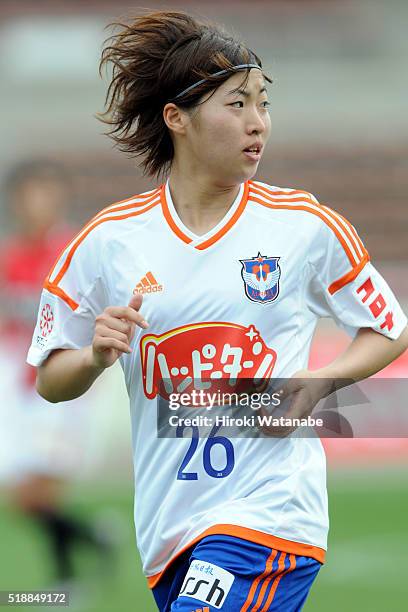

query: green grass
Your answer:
[304,469,408,612]
[1,470,407,611]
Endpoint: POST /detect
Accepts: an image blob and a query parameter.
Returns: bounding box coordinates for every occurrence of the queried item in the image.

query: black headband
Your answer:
[173,63,262,100]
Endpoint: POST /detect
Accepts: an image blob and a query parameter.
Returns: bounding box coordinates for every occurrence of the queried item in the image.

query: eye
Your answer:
[230,101,244,108]
[261,100,270,109]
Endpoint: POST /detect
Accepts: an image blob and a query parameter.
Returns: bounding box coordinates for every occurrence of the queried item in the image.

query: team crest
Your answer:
[240,252,281,304]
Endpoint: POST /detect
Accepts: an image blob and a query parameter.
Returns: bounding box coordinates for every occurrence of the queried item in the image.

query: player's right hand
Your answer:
[91,293,149,369]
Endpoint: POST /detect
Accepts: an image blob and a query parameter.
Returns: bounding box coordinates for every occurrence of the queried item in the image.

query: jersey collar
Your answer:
[160,179,249,250]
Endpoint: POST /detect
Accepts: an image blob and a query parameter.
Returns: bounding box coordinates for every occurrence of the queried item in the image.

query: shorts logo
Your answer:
[133,271,163,295]
[179,560,234,609]
[39,303,54,337]
[240,252,281,304]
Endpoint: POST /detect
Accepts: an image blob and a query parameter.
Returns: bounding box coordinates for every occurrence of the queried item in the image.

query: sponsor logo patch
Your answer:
[140,322,277,400]
[179,560,235,609]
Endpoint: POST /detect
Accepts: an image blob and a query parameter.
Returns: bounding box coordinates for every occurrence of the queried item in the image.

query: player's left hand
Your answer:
[258,369,334,437]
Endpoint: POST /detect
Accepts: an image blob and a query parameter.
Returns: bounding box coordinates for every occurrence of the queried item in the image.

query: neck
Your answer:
[168,162,242,234]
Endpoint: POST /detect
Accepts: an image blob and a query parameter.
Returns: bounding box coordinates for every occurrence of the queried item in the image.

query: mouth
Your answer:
[243,143,263,162]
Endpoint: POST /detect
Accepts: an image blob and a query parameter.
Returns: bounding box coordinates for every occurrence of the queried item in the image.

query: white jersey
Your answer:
[27,179,407,586]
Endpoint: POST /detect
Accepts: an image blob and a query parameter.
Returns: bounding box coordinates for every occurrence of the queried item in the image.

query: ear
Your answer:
[163,103,190,135]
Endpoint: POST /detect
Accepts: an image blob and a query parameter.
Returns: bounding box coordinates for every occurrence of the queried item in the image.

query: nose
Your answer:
[246,105,267,135]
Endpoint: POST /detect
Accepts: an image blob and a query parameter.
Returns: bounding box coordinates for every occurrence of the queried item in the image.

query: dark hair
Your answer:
[98,10,271,178]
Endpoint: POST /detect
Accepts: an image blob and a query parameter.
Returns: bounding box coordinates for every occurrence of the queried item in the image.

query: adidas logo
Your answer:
[133,271,163,294]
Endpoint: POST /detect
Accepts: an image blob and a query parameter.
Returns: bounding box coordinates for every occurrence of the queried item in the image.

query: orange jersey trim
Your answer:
[249,192,358,267]
[93,188,161,220]
[160,185,193,245]
[45,198,160,310]
[46,191,160,284]
[146,524,325,589]
[259,187,316,198]
[332,207,367,257]
[249,184,365,264]
[196,181,250,250]
[52,201,160,286]
[328,251,370,295]
[43,280,79,310]
[248,183,370,293]
[249,182,368,267]
[160,182,250,250]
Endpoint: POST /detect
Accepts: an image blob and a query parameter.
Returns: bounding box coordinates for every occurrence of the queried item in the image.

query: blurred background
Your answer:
[0,0,407,610]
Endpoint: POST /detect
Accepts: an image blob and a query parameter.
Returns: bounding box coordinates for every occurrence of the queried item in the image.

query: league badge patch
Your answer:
[240,252,281,304]
[39,303,55,337]
[35,293,57,350]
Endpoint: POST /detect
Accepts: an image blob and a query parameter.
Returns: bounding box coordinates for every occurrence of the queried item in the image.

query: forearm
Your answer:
[317,325,408,385]
[36,346,104,403]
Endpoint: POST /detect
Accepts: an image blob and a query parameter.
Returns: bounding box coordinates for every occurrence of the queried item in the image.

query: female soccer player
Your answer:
[27,11,408,611]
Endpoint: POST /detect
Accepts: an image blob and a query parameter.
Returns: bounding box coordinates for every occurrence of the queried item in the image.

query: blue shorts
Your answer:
[152,535,322,611]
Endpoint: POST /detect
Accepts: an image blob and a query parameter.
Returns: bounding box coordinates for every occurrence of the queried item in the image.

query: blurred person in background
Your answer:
[0,159,113,590]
